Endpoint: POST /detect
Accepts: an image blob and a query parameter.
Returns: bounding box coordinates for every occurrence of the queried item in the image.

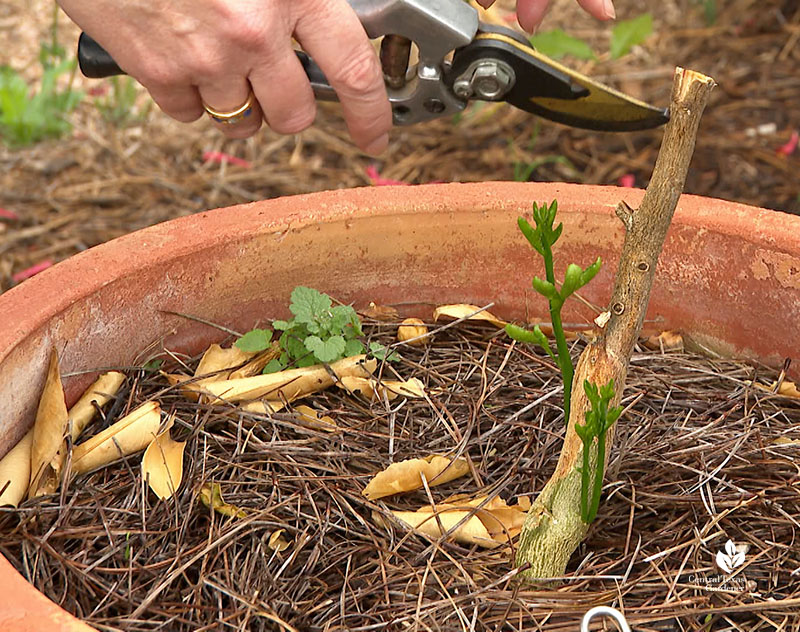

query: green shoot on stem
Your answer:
[505,200,601,423]
[575,379,622,523]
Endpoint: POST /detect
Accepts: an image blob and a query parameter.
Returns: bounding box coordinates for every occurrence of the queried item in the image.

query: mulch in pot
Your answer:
[2,318,799,631]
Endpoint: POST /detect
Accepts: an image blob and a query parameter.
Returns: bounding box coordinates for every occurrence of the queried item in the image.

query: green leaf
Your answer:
[531,276,558,300]
[610,13,653,59]
[272,319,292,331]
[505,323,556,359]
[282,331,308,361]
[574,422,592,445]
[369,341,400,362]
[561,263,584,298]
[529,29,595,61]
[344,338,365,357]
[583,379,601,406]
[289,286,331,324]
[330,304,358,335]
[581,257,602,287]
[143,358,163,372]
[304,335,346,363]
[517,216,544,255]
[234,328,272,352]
[262,358,285,374]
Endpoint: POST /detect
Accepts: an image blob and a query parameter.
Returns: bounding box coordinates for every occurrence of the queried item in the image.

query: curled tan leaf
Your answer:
[142,417,186,500]
[775,381,800,399]
[397,318,430,346]
[199,482,246,519]
[192,355,376,403]
[432,304,506,328]
[361,302,400,322]
[643,330,684,352]
[293,405,338,432]
[240,400,289,414]
[195,344,255,384]
[29,348,69,498]
[375,495,530,548]
[268,529,291,552]
[338,376,426,402]
[0,430,33,507]
[362,455,469,500]
[68,371,125,441]
[72,401,162,475]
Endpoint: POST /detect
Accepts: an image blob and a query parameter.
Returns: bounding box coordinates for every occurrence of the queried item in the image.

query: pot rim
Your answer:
[1,181,798,631]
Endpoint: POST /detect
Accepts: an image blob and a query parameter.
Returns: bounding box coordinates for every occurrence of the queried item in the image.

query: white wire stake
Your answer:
[580,606,632,632]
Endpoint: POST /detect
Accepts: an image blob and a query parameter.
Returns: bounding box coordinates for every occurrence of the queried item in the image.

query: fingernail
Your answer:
[603,0,616,19]
[363,133,389,156]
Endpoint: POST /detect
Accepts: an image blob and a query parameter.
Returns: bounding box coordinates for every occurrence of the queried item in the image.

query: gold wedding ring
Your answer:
[203,91,255,125]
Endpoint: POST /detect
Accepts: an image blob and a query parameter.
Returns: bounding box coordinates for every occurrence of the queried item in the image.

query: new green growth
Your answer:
[506,200,621,524]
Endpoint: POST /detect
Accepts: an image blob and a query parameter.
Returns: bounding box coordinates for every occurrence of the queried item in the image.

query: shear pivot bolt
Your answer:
[453,59,515,101]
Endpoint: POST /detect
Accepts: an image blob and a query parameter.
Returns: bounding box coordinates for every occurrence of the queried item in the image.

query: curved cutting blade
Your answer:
[450,26,669,132]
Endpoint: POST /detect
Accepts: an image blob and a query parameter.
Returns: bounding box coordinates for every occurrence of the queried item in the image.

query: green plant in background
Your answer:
[575,379,622,523]
[528,29,595,61]
[610,13,654,59]
[512,155,574,182]
[505,200,601,423]
[235,286,397,373]
[0,4,82,147]
[528,14,653,61]
[96,76,149,126]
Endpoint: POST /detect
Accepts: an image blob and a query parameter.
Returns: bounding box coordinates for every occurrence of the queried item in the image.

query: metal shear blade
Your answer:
[449,25,669,132]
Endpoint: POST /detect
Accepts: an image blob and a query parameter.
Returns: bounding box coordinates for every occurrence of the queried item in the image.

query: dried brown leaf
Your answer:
[375,495,529,548]
[339,376,426,402]
[142,417,186,500]
[72,401,162,475]
[193,355,376,403]
[0,430,33,507]
[268,529,291,552]
[29,348,69,498]
[432,304,506,328]
[361,302,400,321]
[397,318,430,346]
[644,330,684,352]
[199,482,247,519]
[362,455,469,500]
[293,405,337,432]
[68,371,126,441]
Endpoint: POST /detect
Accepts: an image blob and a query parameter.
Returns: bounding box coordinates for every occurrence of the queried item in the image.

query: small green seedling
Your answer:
[575,379,622,523]
[0,8,82,148]
[235,286,397,373]
[505,200,601,423]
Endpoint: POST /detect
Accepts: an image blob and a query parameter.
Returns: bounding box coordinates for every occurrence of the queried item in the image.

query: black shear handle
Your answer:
[77,32,336,100]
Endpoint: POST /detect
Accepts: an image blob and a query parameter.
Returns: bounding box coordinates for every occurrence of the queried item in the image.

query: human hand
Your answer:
[477,0,616,32]
[57,0,392,154]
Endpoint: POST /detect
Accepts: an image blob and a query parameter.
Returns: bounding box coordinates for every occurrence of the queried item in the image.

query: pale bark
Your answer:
[516,68,716,578]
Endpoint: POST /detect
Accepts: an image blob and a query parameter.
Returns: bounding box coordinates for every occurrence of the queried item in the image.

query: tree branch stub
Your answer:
[516,67,716,579]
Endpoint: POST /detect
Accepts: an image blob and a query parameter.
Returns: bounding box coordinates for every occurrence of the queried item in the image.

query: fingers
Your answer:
[197,79,263,139]
[248,43,317,137]
[516,0,615,32]
[295,0,391,155]
[577,0,615,20]
[515,0,553,32]
[146,84,205,123]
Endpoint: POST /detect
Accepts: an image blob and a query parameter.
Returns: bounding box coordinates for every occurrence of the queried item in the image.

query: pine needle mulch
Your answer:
[1,320,798,631]
[1,0,799,292]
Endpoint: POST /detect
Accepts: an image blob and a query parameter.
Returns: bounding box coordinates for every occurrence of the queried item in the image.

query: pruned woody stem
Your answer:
[516,67,716,579]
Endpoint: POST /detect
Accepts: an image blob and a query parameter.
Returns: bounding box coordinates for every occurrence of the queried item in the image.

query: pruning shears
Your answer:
[77,0,668,132]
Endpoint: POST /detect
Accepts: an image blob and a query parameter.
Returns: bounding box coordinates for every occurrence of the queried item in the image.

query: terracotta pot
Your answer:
[1,182,799,630]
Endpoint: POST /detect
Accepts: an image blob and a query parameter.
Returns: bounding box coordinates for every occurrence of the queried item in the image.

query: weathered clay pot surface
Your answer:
[1,182,799,630]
